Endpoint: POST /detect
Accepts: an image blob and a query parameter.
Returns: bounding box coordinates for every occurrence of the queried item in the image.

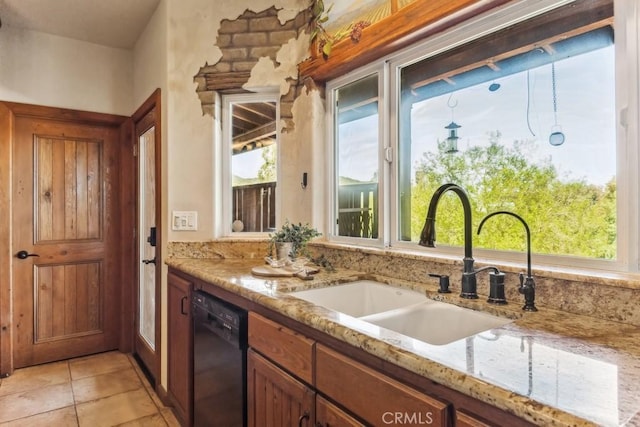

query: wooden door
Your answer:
[247,349,315,427]
[11,112,121,368]
[132,90,161,384]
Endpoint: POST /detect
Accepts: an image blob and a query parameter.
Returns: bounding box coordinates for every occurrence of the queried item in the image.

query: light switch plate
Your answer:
[172,211,198,231]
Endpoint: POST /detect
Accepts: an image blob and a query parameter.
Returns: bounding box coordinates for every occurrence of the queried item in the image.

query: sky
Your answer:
[233,148,266,179]
[235,46,616,187]
[338,45,616,186]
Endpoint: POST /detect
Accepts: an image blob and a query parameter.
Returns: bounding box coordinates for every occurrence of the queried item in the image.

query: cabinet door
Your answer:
[248,349,315,427]
[167,272,193,426]
[456,410,494,427]
[316,395,364,427]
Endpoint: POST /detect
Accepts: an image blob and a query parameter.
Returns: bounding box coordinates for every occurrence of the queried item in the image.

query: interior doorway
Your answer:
[132,90,162,385]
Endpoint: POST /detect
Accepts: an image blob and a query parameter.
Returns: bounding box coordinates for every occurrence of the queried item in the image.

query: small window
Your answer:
[222,93,279,234]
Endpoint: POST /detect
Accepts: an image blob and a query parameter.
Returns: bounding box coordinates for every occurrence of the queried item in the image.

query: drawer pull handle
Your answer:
[180,296,188,315]
[298,411,310,427]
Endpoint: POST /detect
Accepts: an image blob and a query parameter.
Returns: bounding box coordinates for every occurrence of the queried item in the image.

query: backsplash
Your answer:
[167,240,269,259]
[167,240,640,327]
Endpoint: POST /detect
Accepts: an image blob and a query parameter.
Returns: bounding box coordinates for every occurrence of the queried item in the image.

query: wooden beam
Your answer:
[233,121,277,144]
[205,72,251,91]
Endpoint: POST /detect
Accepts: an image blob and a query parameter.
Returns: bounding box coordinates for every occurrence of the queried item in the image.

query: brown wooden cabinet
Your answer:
[168,270,534,427]
[167,272,193,426]
[248,313,316,426]
[316,344,450,427]
[248,312,314,384]
[246,312,526,427]
[316,395,364,427]
[248,312,449,427]
[455,410,495,427]
[247,349,315,427]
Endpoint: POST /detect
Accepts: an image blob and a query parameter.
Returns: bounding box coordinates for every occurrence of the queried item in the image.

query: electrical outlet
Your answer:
[172,211,198,231]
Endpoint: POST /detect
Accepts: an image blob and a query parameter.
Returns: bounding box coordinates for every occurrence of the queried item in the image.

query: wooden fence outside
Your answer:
[232,182,276,232]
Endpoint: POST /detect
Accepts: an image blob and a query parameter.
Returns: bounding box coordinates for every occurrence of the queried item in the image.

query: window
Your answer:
[328,0,637,271]
[221,92,279,235]
[329,72,383,242]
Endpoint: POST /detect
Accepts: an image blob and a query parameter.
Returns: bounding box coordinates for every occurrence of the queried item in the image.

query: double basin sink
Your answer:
[290,280,511,345]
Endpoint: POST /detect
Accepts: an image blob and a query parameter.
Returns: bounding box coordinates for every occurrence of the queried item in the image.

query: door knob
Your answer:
[16,250,40,259]
[142,258,156,265]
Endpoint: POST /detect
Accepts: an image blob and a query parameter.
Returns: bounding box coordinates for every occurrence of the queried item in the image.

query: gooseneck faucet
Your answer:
[477,211,538,311]
[419,183,479,299]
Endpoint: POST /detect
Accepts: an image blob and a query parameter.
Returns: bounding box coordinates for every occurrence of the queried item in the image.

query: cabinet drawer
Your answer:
[248,312,315,384]
[456,411,494,427]
[316,344,450,427]
[316,395,364,427]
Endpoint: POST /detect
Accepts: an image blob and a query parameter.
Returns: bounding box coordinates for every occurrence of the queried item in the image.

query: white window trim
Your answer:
[328,0,640,273]
[615,0,640,272]
[218,90,280,238]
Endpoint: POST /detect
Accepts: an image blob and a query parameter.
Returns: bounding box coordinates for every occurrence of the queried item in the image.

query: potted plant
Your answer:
[268,220,321,261]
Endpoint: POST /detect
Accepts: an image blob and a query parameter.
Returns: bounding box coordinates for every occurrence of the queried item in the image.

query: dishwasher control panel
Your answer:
[192,290,247,348]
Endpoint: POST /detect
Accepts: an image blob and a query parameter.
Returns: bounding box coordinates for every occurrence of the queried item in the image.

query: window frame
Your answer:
[219,91,280,238]
[326,63,389,247]
[327,0,640,272]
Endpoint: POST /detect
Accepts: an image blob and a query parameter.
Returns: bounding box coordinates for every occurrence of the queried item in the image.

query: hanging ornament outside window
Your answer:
[549,62,566,146]
[444,95,461,153]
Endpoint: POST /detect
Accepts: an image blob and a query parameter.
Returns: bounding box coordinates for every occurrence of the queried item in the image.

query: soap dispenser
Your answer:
[429,274,451,293]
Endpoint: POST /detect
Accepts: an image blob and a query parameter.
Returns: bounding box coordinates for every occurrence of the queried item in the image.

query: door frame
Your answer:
[0,101,134,376]
[131,89,162,386]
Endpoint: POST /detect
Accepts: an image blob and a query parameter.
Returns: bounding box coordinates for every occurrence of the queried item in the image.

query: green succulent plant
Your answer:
[268,220,321,259]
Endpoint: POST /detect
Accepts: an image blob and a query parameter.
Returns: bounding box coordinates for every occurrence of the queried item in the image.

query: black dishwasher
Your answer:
[192,290,248,427]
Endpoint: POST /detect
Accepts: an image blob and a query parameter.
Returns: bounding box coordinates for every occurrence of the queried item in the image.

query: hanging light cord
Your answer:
[551,62,559,126]
[526,70,535,137]
[447,93,458,121]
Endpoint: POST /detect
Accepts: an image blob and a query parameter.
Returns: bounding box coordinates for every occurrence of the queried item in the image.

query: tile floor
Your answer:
[0,351,180,427]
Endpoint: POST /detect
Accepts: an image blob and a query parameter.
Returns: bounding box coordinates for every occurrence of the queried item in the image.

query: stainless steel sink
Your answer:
[290,280,426,317]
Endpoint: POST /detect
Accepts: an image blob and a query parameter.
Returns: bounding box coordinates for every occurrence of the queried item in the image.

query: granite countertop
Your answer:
[167,257,640,427]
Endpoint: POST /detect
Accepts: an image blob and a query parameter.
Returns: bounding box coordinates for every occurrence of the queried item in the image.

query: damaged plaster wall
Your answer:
[193,4,322,230]
[167,0,324,242]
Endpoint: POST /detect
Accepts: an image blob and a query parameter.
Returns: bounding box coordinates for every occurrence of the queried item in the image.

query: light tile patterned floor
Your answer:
[0,351,179,427]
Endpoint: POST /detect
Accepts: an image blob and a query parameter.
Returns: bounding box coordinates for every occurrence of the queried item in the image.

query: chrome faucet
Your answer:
[419,183,481,299]
[477,211,538,312]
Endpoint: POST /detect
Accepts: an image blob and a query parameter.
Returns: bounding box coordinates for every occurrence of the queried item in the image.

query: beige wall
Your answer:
[133,2,168,110]
[164,0,316,244]
[0,26,133,115]
[0,0,323,391]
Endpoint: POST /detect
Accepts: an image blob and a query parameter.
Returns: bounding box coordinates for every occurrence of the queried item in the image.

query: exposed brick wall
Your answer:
[195,6,310,127]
